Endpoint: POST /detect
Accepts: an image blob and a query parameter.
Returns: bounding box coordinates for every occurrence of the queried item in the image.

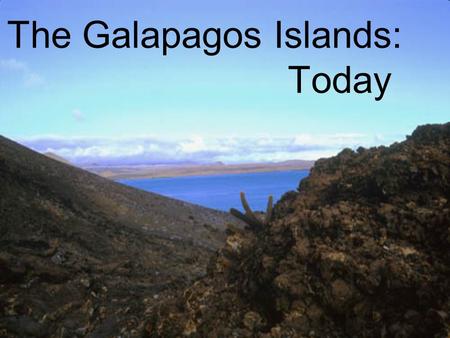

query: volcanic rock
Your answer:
[148,123,450,338]
[0,136,241,337]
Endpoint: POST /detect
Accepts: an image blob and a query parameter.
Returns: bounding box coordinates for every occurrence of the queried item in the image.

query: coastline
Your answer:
[85,160,314,180]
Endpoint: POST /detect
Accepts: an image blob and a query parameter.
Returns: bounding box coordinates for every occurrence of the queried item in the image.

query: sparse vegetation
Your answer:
[148,123,450,338]
[230,192,273,230]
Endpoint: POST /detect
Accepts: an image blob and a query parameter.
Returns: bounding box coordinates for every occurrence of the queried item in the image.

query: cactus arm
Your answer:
[265,195,273,225]
[230,208,264,230]
[229,192,273,230]
[240,192,260,223]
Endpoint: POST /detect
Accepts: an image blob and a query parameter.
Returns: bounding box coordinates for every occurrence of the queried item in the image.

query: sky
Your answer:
[0,0,449,164]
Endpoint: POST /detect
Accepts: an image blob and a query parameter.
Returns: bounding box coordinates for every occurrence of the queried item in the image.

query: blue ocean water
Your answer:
[119,170,309,212]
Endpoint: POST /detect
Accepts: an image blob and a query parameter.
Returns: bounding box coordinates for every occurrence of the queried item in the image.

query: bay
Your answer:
[119,170,309,212]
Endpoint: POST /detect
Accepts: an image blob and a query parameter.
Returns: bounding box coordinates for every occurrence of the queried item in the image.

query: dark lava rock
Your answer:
[0,136,242,337]
[148,123,450,338]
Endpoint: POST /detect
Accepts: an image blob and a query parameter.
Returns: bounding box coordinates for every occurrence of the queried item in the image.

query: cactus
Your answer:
[266,195,273,223]
[230,192,273,231]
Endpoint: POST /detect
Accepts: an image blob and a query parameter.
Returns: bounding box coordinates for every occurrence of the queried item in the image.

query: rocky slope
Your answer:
[0,136,241,337]
[148,123,450,338]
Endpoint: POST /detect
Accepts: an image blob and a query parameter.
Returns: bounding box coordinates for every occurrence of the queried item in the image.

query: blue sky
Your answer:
[0,0,449,163]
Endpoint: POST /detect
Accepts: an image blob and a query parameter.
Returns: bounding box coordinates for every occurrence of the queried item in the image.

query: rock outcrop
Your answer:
[148,123,450,338]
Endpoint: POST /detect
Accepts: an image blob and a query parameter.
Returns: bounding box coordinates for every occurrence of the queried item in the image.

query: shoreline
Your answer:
[85,161,314,180]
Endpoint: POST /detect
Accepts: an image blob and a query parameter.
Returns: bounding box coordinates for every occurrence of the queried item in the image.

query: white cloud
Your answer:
[293,133,366,147]
[18,132,403,166]
[179,136,206,153]
[0,58,45,87]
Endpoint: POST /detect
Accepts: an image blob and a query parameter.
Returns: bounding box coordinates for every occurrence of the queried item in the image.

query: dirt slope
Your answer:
[0,136,241,337]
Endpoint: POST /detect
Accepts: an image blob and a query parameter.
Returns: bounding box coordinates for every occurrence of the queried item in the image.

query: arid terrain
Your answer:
[1,123,449,338]
[0,136,242,337]
[148,123,450,337]
[85,160,314,180]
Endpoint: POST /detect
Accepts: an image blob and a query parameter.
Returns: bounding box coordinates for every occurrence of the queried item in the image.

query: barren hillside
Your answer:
[0,136,241,337]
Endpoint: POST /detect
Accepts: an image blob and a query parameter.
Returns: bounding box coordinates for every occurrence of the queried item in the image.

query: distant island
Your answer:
[81,160,315,180]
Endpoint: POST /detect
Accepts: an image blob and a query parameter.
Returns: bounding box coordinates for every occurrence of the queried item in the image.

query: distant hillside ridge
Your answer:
[87,160,315,180]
